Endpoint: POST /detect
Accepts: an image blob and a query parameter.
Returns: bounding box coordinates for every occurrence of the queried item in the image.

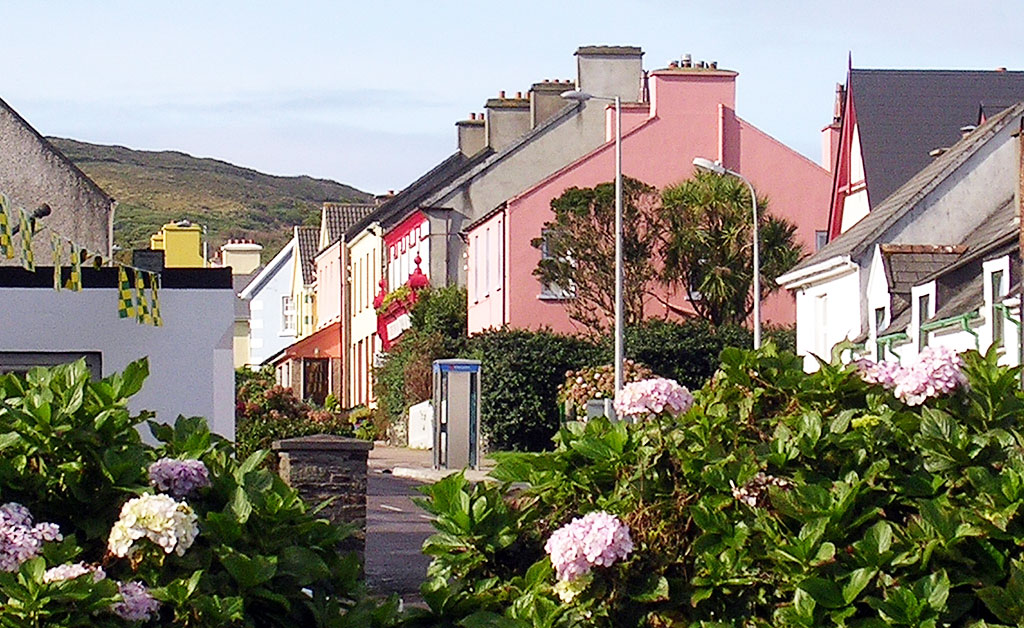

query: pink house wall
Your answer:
[467,67,832,335]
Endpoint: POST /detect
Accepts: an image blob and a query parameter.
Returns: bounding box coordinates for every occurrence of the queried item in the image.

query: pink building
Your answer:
[466,63,833,335]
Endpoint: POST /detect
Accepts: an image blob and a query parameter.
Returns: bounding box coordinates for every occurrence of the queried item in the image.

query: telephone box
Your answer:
[432,359,482,470]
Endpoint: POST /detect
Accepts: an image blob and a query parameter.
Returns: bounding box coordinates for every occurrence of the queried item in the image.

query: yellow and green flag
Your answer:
[117,265,135,319]
[135,269,151,325]
[18,210,34,271]
[149,273,162,327]
[67,243,82,291]
[0,195,12,259]
[51,233,63,291]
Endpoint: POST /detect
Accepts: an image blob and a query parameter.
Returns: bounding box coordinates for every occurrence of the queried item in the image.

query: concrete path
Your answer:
[363,444,497,604]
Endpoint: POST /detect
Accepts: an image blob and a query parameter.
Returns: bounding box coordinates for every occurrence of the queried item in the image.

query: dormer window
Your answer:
[917,293,930,350]
[991,269,1005,348]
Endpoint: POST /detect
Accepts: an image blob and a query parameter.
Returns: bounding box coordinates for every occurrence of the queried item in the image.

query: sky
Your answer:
[1,1,1020,195]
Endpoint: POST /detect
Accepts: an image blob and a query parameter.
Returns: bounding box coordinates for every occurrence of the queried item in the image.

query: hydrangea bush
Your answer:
[415,344,1024,627]
[0,359,398,627]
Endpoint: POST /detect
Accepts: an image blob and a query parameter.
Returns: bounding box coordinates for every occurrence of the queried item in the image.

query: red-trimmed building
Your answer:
[825,65,1024,240]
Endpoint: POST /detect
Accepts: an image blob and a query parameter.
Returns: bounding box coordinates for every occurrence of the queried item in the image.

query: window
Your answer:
[815,231,828,251]
[281,296,296,335]
[917,293,931,349]
[484,228,491,298]
[991,269,1005,348]
[874,307,886,359]
[472,235,480,302]
[0,352,101,378]
[539,229,570,299]
[814,294,828,357]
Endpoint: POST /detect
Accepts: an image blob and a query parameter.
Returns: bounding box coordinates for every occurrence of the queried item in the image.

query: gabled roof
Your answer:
[851,69,1024,207]
[345,149,493,239]
[322,203,376,245]
[295,226,319,286]
[0,97,113,205]
[789,102,1024,276]
[420,102,582,210]
[238,238,294,299]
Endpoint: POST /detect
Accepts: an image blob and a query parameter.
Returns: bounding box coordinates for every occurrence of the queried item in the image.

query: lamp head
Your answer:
[560,89,592,102]
[692,157,726,175]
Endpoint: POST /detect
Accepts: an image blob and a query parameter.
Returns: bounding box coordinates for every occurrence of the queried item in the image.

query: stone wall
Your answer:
[0,99,113,265]
[272,435,372,563]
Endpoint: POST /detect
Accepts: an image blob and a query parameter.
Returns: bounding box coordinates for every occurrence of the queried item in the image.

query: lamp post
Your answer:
[692,157,761,350]
[562,89,625,397]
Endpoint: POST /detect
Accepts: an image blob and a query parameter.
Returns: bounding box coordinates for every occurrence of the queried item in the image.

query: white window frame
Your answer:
[911,281,937,352]
[281,295,297,336]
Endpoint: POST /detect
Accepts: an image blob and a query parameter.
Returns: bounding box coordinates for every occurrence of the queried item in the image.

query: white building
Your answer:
[0,266,236,437]
[238,239,296,366]
[778,102,1024,371]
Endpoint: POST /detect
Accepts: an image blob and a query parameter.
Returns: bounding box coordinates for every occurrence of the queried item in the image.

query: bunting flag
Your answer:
[18,210,34,271]
[149,273,162,327]
[67,243,83,292]
[134,269,151,325]
[51,233,63,291]
[117,265,135,319]
[0,196,12,259]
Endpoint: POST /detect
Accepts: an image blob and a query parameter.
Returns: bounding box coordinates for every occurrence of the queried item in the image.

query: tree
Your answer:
[531,177,662,334]
[660,171,802,326]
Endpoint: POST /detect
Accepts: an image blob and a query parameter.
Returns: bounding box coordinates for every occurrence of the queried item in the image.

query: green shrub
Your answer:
[0,359,397,627]
[234,366,353,460]
[462,328,602,452]
[415,344,1024,627]
[373,286,468,442]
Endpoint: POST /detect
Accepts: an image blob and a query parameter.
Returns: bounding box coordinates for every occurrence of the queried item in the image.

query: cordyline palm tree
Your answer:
[660,171,802,326]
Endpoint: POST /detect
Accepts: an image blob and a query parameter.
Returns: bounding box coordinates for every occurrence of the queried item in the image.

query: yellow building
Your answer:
[150,221,205,268]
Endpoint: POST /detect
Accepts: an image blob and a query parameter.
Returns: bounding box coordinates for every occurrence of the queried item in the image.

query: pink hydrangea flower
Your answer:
[43,562,106,583]
[855,346,967,406]
[112,581,160,622]
[544,511,633,582]
[613,378,693,419]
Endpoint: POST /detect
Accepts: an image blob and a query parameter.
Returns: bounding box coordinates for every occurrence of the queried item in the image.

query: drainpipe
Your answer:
[920,312,981,349]
[876,332,908,360]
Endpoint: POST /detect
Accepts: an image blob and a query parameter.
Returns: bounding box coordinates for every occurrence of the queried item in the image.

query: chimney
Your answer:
[821,82,845,172]
[485,91,530,151]
[456,112,486,156]
[530,79,572,128]
[220,239,263,275]
[575,45,644,103]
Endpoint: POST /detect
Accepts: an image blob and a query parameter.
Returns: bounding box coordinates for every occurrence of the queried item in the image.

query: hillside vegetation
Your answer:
[49,137,372,260]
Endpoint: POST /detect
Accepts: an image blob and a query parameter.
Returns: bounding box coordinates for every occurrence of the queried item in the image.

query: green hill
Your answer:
[48,137,373,260]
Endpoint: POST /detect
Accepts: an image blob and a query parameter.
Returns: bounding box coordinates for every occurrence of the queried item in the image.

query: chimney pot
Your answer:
[499,90,505,98]
[710,61,718,69]
[516,91,522,99]
[388,190,395,195]
[996,67,1007,72]
[669,60,678,68]
[682,53,692,68]
[470,112,476,120]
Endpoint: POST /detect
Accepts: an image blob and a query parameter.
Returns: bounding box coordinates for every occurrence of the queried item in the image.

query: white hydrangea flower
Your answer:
[107,493,199,558]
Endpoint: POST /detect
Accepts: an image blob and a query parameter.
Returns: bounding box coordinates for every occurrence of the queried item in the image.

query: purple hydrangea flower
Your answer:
[148,458,211,497]
[544,511,633,582]
[0,502,62,572]
[112,581,161,622]
[613,378,694,419]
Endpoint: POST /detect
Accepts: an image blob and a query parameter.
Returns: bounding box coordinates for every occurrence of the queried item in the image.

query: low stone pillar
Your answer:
[272,435,373,563]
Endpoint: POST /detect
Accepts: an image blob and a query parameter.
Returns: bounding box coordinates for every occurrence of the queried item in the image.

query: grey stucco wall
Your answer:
[0,101,113,266]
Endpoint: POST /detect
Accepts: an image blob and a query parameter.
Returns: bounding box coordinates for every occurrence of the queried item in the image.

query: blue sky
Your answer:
[1,1,1019,194]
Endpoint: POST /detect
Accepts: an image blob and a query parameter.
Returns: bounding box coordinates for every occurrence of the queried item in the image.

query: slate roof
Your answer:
[343,149,492,239]
[851,69,1024,208]
[232,272,257,319]
[323,203,376,245]
[295,226,319,286]
[876,198,1018,336]
[788,102,1024,275]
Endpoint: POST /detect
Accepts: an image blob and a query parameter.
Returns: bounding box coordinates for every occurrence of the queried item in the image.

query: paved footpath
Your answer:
[364,444,496,604]
[364,445,436,603]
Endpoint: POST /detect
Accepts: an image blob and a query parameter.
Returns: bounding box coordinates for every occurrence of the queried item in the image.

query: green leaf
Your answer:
[230,487,252,524]
[843,568,876,604]
[632,575,670,602]
[799,577,845,609]
[216,547,277,589]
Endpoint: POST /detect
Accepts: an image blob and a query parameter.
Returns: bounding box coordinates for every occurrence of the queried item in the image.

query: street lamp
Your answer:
[691,157,762,349]
[562,89,626,397]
